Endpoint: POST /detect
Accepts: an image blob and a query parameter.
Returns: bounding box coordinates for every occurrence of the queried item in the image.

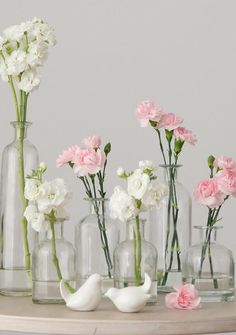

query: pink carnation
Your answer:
[173,127,197,145]
[157,112,183,131]
[165,284,201,310]
[214,156,236,171]
[73,148,105,176]
[56,145,79,168]
[136,100,163,127]
[82,135,101,149]
[193,178,225,208]
[216,170,236,197]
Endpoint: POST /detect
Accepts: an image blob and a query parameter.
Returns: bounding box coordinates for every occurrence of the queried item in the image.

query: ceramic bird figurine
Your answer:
[60,273,102,311]
[105,273,152,313]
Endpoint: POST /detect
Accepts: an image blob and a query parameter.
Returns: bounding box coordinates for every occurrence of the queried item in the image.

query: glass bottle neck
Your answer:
[46,223,64,240]
[87,199,108,215]
[126,218,145,240]
[196,226,220,243]
[11,121,31,140]
[160,164,181,182]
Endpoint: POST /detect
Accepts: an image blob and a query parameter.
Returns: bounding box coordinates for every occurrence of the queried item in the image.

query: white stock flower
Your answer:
[18,70,40,93]
[3,25,24,42]
[37,178,71,214]
[0,36,5,51]
[142,181,167,209]
[31,21,56,46]
[6,49,27,76]
[127,169,150,200]
[24,204,49,232]
[0,63,8,82]
[117,167,125,177]
[109,186,138,223]
[27,42,48,67]
[24,178,41,201]
[139,160,154,170]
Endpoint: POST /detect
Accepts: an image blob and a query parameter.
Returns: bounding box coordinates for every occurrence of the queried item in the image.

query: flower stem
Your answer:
[134,216,142,286]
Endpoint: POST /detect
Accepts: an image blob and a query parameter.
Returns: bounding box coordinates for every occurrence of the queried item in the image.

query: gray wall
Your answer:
[0,1,235,333]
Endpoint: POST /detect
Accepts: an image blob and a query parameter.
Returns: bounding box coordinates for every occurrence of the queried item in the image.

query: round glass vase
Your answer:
[32,220,76,304]
[148,165,191,293]
[182,226,235,302]
[0,121,39,296]
[113,217,158,305]
[75,198,119,292]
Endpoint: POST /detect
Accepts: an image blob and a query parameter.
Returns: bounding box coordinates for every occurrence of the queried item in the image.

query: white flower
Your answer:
[26,41,48,67]
[0,36,5,51]
[37,178,71,214]
[109,186,138,223]
[139,160,154,171]
[6,49,27,76]
[18,69,40,93]
[127,169,150,200]
[117,167,125,177]
[0,63,8,82]
[24,178,41,201]
[39,161,47,171]
[24,204,49,232]
[142,181,167,209]
[31,21,56,46]
[3,25,24,42]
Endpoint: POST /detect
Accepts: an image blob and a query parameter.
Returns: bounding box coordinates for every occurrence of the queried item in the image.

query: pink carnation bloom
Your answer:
[73,148,105,176]
[214,156,236,171]
[173,127,197,145]
[82,135,101,149]
[157,112,183,131]
[165,284,201,310]
[193,178,225,208]
[216,170,236,197]
[56,145,79,168]
[136,100,163,127]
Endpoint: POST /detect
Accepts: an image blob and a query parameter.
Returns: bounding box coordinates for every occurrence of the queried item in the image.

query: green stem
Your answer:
[49,221,75,294]
[134,216,142,286]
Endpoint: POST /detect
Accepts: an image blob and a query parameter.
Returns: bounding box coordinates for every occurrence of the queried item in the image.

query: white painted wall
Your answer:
[0,0,235,334]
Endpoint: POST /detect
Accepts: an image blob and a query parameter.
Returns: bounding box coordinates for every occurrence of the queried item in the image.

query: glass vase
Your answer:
[182,226,234,302]
[32,220,76,304]
[113,217,158,304]
[0,121,39,296]
[148,165,191,293]
[75,198,119,292]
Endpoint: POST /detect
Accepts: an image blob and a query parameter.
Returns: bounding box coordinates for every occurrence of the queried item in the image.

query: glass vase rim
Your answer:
[159,164,182,168]
[194,225,223,230]
[83,197,109,202]
[10,121,32,128]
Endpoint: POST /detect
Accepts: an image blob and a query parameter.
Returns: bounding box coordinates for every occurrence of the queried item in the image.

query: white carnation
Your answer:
[18,70,40,93]
[37,178,71,214]
[109,186,138,223]
[6,49,27,76]
[142,181,167,209]
[24,204,49,232]
[127,169,150,200]
[24,178,41,201]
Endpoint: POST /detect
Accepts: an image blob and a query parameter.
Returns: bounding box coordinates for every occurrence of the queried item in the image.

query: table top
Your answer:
[0,295,235,335]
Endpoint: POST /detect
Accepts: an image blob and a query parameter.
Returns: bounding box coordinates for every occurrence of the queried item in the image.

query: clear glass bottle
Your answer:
[148,165,191,293]
[182,226,234,302]
[75,198,119,292]
[0,122,39,296]
[114,218,158,304]
[32,220,76,304]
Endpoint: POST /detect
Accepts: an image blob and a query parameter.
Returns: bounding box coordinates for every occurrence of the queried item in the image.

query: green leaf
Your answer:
[104,142,111,156]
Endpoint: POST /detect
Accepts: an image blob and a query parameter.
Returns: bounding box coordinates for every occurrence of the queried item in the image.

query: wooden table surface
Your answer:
[0,295,235,335]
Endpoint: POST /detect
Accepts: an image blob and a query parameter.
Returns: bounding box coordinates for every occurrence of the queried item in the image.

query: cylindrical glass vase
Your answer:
[32,220,76,304]
[75,198,119,292]
[182,226,234,302]
[114,217,158,304]
[148,165,191,293]
[0,122,39,296]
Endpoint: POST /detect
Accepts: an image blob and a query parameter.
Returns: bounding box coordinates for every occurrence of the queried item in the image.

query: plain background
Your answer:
[0,1,235,334]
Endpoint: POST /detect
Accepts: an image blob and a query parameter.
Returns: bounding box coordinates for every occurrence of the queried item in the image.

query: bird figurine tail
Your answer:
[140,273,152,293]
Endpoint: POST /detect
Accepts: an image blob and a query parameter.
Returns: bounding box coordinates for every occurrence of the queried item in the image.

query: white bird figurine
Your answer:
[60,273,102,311]
[105,273,152,313]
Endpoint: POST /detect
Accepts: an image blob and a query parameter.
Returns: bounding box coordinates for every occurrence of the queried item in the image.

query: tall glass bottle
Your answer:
[182,226,234,302]
[114,218,158,304]
[149,165,191,293]
[32,220,76,304]
[0,122,39,296]
[75,198,119,292]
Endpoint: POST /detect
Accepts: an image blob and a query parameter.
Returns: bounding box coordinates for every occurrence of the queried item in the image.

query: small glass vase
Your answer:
[0,121,39,296]
[149,165,191,293]
[32,220,76,304]
[113,217,158,304]
[182,226,235,302]
[75,198,119,292]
